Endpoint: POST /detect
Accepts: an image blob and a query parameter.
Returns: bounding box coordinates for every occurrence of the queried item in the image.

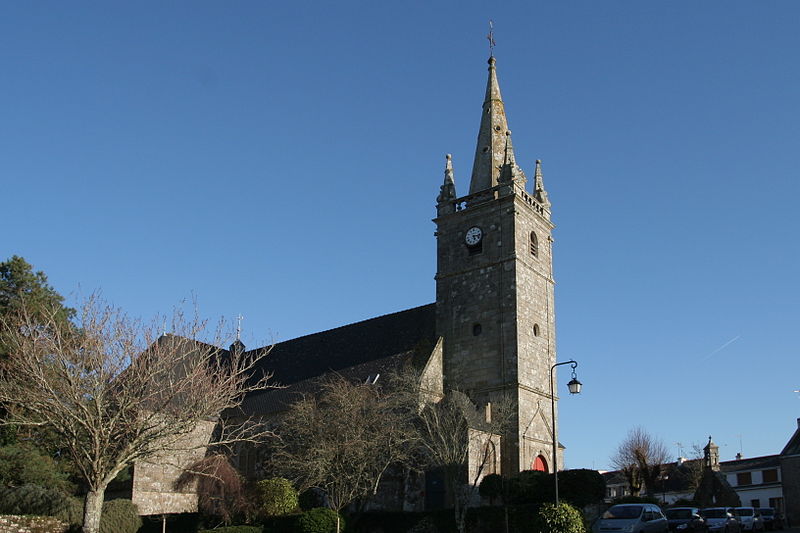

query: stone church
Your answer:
[133,53,564,513]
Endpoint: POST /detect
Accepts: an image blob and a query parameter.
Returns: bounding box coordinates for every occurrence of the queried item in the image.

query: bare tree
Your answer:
[611,427,670,497]
[271,372,419,533]
[412,386,514,533]
[0,295,273,533]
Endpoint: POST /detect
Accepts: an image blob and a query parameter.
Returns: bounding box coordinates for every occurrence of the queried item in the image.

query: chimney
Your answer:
[797,418,800,429]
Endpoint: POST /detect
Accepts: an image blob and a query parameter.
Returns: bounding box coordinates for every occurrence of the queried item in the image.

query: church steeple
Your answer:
[436,154,457,216]
[469,56,517,195]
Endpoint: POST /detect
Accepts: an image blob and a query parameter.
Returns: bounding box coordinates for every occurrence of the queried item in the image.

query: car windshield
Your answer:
[761,509,775,517]
[701,509,727,519]
[737,509,754,516]
[666,509,693,519]
[603,506,644,519]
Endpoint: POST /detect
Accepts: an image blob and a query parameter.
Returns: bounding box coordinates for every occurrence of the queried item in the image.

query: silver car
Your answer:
[700,508,741,533]
[593,504,669,533]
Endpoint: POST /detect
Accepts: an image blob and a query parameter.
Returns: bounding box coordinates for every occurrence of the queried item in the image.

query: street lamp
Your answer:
[550,359,582,506]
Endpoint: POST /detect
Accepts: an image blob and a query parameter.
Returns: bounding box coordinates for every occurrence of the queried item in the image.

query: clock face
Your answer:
[465,226,483,246]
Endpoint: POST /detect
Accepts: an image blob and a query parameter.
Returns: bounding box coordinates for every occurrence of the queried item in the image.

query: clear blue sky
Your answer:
[3,1,799,472]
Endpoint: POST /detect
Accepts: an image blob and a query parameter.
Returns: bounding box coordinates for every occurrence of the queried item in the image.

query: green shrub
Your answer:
[297,507,344,533]
[100,499,142,533]
[199,527,262,533]
[0,483,76,517]
[256,477,298,517]
[407,516,439,533]
[0,445,75,493]
[531,502,585,533]
[54,496,83,526]
[558,469,606,508]
[479,473,504,504]
[611,494,661,505]
[507,470,551,504]
[298,488,326,511]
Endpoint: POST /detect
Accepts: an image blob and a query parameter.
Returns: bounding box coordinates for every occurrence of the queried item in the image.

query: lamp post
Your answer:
[550,359,582,506]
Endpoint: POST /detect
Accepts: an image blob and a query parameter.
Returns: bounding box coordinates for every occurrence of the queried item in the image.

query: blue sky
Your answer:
[3,1,799,472]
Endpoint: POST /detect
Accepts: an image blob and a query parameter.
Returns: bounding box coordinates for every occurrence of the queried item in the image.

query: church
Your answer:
[133,53,565,514]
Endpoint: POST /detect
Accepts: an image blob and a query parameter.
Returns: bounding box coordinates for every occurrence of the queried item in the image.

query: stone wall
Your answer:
[131,420,216,516]
[781,454,800,526]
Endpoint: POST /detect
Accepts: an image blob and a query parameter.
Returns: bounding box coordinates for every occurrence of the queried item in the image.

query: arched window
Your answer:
[532,454,548,473]
[530,231,539,257]
[484,441,497,475]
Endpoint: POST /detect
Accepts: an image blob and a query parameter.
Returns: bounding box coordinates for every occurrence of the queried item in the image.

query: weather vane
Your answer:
[487,20,496,56]
[236,313,244,341]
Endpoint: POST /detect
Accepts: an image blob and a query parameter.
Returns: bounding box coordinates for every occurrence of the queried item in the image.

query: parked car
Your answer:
[757,508,782,531]
[700,508,741,533]
[665,507,708,532]
[734,507,764,532]
[593,503,669,533]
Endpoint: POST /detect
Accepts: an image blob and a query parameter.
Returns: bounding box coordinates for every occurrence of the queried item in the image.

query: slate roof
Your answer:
[781,421,800,456]
[720,454,780,472]
[238,352,411,416]
[243,303,437,388]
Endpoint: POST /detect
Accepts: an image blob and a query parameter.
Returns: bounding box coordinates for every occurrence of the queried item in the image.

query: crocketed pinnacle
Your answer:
[533,159,550,207]
[469,56,515,194]
[437,154,457,204]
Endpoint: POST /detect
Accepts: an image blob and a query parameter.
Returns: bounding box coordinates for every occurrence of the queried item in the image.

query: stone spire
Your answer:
[533,159,550,208]
[437,154,457,215]
[469,56,516,195]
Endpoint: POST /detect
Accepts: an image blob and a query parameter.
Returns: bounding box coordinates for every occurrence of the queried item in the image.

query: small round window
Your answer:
[533,324,540,337]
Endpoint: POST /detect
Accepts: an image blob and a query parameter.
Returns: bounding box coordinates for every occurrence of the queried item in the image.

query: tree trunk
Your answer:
[82,488,105,533]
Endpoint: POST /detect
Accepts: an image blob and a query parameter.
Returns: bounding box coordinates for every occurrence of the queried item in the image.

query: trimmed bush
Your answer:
[558,469,606,508]
[256,477,298,517]
[531,502,585,533]
[612,494,661,505]
[407,516,439,533]
[298,488,326,511]
[478,473,504,504]
[100,498,142,533]
[297,507,344,533]
[199,527,262,533]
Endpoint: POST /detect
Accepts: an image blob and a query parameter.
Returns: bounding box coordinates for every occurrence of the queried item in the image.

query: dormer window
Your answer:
[530,231,539,257]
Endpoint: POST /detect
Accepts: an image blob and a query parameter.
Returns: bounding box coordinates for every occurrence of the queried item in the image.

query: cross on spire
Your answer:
[236,314,243,340]
[487,20,496,56]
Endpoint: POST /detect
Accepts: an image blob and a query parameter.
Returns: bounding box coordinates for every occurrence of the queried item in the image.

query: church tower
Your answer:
[434,55,558,474]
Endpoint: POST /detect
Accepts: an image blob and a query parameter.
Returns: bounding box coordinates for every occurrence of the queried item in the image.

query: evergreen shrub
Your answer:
[478,473,503,503]
[198,527,262,533]
[296,507,344,533]
[99,499,142,533]
[531,502,585,533]
[558,469,606,508]
[0,483,77,518]
[256,477,298,517]
[298,488,325,511]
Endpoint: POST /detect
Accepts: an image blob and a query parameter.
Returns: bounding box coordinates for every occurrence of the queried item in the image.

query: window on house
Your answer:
[737,472,753,486]
[533,323,540,337]
[530,231,539,257]
[762,469,778,483]
[751,499,761,508]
